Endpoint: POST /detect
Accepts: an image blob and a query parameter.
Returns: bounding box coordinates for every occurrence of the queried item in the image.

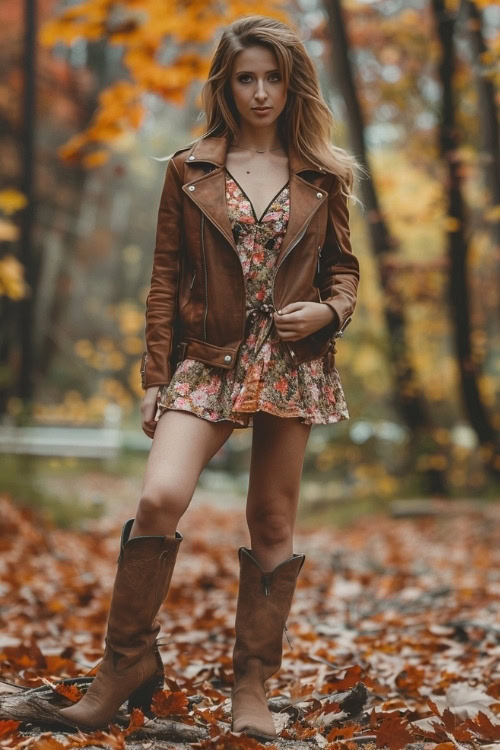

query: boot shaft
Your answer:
[232,547,305,683]
[106,518,183,667]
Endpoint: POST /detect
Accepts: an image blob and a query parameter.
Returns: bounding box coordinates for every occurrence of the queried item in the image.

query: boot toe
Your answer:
[232,721,276,742]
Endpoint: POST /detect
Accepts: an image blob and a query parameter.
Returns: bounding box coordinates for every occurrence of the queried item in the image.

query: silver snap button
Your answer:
[224,354,231,363]
[188,185,195,191]
[316,192,322,198]
[188,155,195,160]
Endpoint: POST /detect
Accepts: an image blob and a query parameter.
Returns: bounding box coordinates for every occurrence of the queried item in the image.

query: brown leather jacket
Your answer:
[140,134,360,390]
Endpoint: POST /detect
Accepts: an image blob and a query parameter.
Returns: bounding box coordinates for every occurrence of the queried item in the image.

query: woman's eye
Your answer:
[238,74,281,83]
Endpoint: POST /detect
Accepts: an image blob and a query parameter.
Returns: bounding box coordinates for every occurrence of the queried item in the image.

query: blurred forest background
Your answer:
[0,0,499,524]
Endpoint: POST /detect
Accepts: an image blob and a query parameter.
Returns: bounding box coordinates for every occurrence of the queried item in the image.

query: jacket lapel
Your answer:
[180,134,330,267]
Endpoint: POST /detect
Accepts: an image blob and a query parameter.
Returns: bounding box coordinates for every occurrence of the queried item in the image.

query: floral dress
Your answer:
[154,169,349,429]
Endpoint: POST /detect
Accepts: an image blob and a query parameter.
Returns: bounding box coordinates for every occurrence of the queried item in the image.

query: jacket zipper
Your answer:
[201,213,208,340]
[316,237,341,287]
[140,351,148,390]
[272,218,313,364]
[316,244,322,301]
[187,167,247,349]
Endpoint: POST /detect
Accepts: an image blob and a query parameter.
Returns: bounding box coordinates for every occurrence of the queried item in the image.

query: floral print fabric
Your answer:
[154,169,349,429]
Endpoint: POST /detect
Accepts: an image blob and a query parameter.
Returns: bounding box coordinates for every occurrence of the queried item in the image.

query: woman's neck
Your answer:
[232,125,282,152]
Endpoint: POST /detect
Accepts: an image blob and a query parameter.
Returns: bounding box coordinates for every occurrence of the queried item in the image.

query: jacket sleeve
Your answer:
[315,177,360,339]
[140,157,183,390]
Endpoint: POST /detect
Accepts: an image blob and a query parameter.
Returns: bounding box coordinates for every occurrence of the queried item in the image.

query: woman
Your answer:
[54,14,362,742]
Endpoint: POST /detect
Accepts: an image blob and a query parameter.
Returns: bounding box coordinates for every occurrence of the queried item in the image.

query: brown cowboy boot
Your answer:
[54,518,183,731]
[231,546,305,742]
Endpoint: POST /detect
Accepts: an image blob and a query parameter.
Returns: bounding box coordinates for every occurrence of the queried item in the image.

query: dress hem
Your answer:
[155,404,349,429]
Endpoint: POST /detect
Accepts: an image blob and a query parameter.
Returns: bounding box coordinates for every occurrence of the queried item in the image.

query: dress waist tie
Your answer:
[246,302,277,360]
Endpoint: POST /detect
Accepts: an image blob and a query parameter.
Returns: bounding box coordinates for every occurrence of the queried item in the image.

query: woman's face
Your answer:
[229,45,288,131]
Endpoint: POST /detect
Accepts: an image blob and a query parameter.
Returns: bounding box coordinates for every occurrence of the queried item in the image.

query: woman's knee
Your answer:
[247,507,293,546]
[137,483,190,527]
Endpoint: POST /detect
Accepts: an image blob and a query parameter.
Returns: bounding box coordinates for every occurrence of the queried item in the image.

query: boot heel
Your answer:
[128,673,164,713]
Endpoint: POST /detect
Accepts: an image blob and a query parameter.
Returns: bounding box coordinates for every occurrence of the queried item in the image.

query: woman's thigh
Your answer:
[141,409,235,513]
[246,411,312,531]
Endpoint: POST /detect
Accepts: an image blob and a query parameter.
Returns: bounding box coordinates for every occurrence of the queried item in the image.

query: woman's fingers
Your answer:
[142,419,157,439]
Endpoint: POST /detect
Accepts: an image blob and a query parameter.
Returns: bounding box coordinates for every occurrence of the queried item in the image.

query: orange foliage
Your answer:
[40,0,291,165]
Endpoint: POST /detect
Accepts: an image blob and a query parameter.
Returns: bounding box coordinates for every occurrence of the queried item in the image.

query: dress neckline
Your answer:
[225,168,289,224]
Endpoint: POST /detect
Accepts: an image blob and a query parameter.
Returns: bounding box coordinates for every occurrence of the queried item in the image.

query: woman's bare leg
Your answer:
[130,410,235,538]
[245,411,312,570]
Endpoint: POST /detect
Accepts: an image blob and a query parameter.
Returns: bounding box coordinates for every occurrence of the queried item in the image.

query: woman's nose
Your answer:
[255,80,268,99]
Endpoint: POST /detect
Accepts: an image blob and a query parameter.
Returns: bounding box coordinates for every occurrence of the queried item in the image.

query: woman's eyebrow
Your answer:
[234,69,280,74]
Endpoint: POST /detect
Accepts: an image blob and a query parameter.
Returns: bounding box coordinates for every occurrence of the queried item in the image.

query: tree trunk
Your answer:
[324,0,447,494]
[431,0,499,477]
[18,0,38,405]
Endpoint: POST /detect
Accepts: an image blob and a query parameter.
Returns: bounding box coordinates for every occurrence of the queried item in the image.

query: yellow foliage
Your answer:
[371,149,446,261]
[100,378,133,411]
[351,346,381,377]
[108,351,126,370]
[478,375,497,407]
[433,428,450,445]
[479,50,495,65]
[484,204,500,222]
[442,216,461,232]
[74,339,94,359]
[64,390,84,404]
[123,336,144,355]
[0,218,19,243]
[315,448,336,472]
[129,359,144,398]
[0,189,27,215]
[376,473,398,496]
[117,302,144,335]
[96,337,115,352]
[0,254,29,300]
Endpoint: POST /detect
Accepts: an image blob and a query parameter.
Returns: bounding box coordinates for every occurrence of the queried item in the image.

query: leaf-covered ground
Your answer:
[0,491,499,750]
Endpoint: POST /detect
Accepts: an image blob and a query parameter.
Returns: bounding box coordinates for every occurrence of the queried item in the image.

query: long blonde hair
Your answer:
[198,14,366,205]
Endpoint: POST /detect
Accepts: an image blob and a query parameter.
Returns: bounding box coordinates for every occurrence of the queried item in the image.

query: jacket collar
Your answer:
[185,133,330,175]
[181,133,331,270]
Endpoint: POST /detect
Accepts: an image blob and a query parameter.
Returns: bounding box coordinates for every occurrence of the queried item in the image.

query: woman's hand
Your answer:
[273,301,337,341]
[141,385,160,439]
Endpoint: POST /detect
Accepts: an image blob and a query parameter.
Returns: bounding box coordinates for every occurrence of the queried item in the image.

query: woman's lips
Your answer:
[253,107,271,115]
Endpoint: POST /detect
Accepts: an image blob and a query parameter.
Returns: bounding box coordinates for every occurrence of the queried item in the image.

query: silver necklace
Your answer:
[232,144,282,153]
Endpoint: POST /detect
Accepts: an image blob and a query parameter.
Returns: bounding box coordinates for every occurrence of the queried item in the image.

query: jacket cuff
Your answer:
[140,351,171,391]
[320,301,340,336]
[310,301,340,342]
